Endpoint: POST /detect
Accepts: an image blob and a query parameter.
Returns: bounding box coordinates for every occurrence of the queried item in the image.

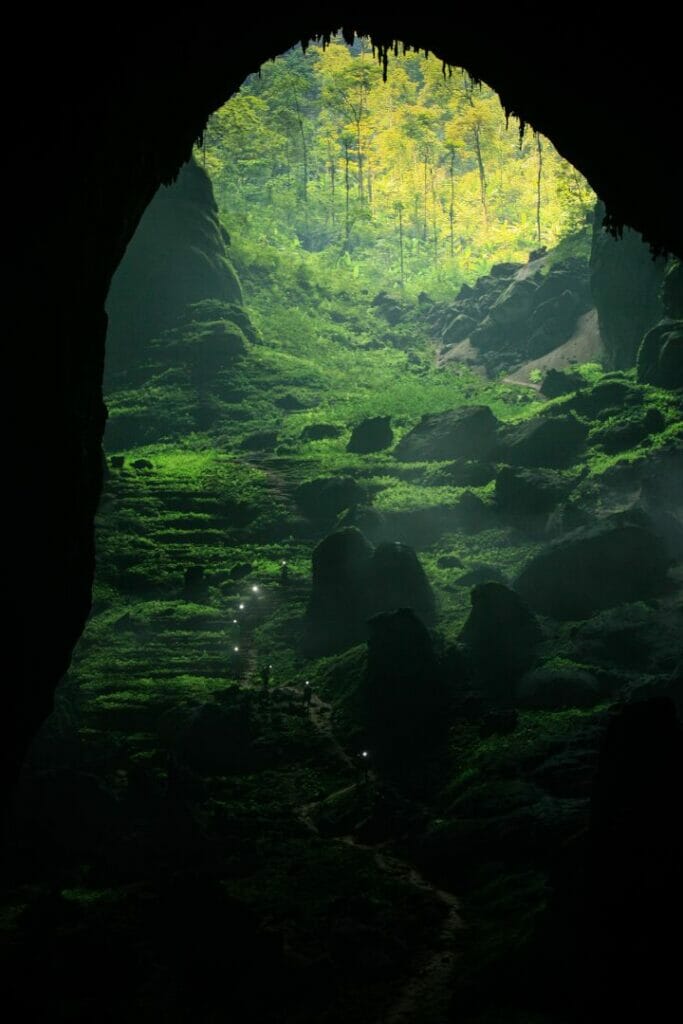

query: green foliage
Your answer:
[198,37,594,299]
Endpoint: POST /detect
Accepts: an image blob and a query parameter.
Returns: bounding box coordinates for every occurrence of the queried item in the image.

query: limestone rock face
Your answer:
[590,199,666,368]
[106,159,244,369]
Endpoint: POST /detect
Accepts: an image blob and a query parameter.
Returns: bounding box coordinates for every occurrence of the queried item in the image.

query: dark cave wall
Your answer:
[10,12,683,802]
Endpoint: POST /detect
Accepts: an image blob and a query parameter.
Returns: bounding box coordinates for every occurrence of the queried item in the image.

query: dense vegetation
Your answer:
[201,38,594,297]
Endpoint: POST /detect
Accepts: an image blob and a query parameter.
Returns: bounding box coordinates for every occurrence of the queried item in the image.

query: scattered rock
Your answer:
[131,458,153,470]
[183,565,209,602]
[517,666,602,709]
[240,431,278,452]
[495,465,573,518]
[300,423,343,442]
[497,413,588,468]
[394,405,500,462]
[275,394,309,410]
[540,368,585,398]
[592,406,666,454]
[442,313,477,344]
[110,455,125,469]
[515,522,671,620]
[454,490,492,533]
[347,416,393,454]
[436,459,495,487]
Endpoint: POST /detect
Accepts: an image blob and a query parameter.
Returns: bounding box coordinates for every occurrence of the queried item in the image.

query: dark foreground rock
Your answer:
[497,413,588,468]
[515,522,671,620]
[295,477,367,522]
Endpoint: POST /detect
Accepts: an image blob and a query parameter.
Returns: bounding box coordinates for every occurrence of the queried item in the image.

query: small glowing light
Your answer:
[281,560,287,566]
[269,664,273,669]
[233,646,239,652]
[232,619,237,624]
[251,585,259,593]
[305,680,310,687]
[239,603,245,610]
[361,751,369,759]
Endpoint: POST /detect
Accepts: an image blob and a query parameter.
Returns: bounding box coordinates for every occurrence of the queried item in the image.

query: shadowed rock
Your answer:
[460,582,542,702]
[516,667,602,709]
[393,406,499,462]
[497,413,588,468]
[347,416,394,453]
[515,522,671,620]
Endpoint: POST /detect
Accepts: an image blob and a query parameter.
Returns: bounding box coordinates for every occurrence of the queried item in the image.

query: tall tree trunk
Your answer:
[292,90,308,205]
[329,148,336,227]
[423,156,429,242]
[398,204,405,288]
[472,125,488,225]
[449,148,455,257]
[536,133,543,244]
[344,140,351,248]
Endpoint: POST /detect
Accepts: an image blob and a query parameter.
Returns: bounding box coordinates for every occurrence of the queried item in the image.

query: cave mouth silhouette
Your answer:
[6,20,682,1024]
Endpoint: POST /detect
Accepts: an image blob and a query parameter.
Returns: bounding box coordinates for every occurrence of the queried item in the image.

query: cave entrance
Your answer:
[10,29,681,1024]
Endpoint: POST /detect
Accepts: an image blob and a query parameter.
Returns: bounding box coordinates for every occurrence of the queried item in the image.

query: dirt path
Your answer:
[296,693,462,1024]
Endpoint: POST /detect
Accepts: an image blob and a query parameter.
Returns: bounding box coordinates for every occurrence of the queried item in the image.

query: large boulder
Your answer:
[497,413,588,468]
[305,528,375,655]
[364,608,445,762]
[495,466,574,519]
[393,406,500,462]
[347,416,394,454]
[305,529,435,656]
[488,278,539,327]
[368,542,436,625]
[540,368,585,398]
[591,406,666,454]
[515,522,671,620]
[442,313,477,344]
[459,582,542,702]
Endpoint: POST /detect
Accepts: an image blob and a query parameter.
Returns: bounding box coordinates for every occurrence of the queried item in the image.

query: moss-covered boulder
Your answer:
[497,413,588,468]
[515,522,671,620]
[495,466,574,519]
[394,405,500,462]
